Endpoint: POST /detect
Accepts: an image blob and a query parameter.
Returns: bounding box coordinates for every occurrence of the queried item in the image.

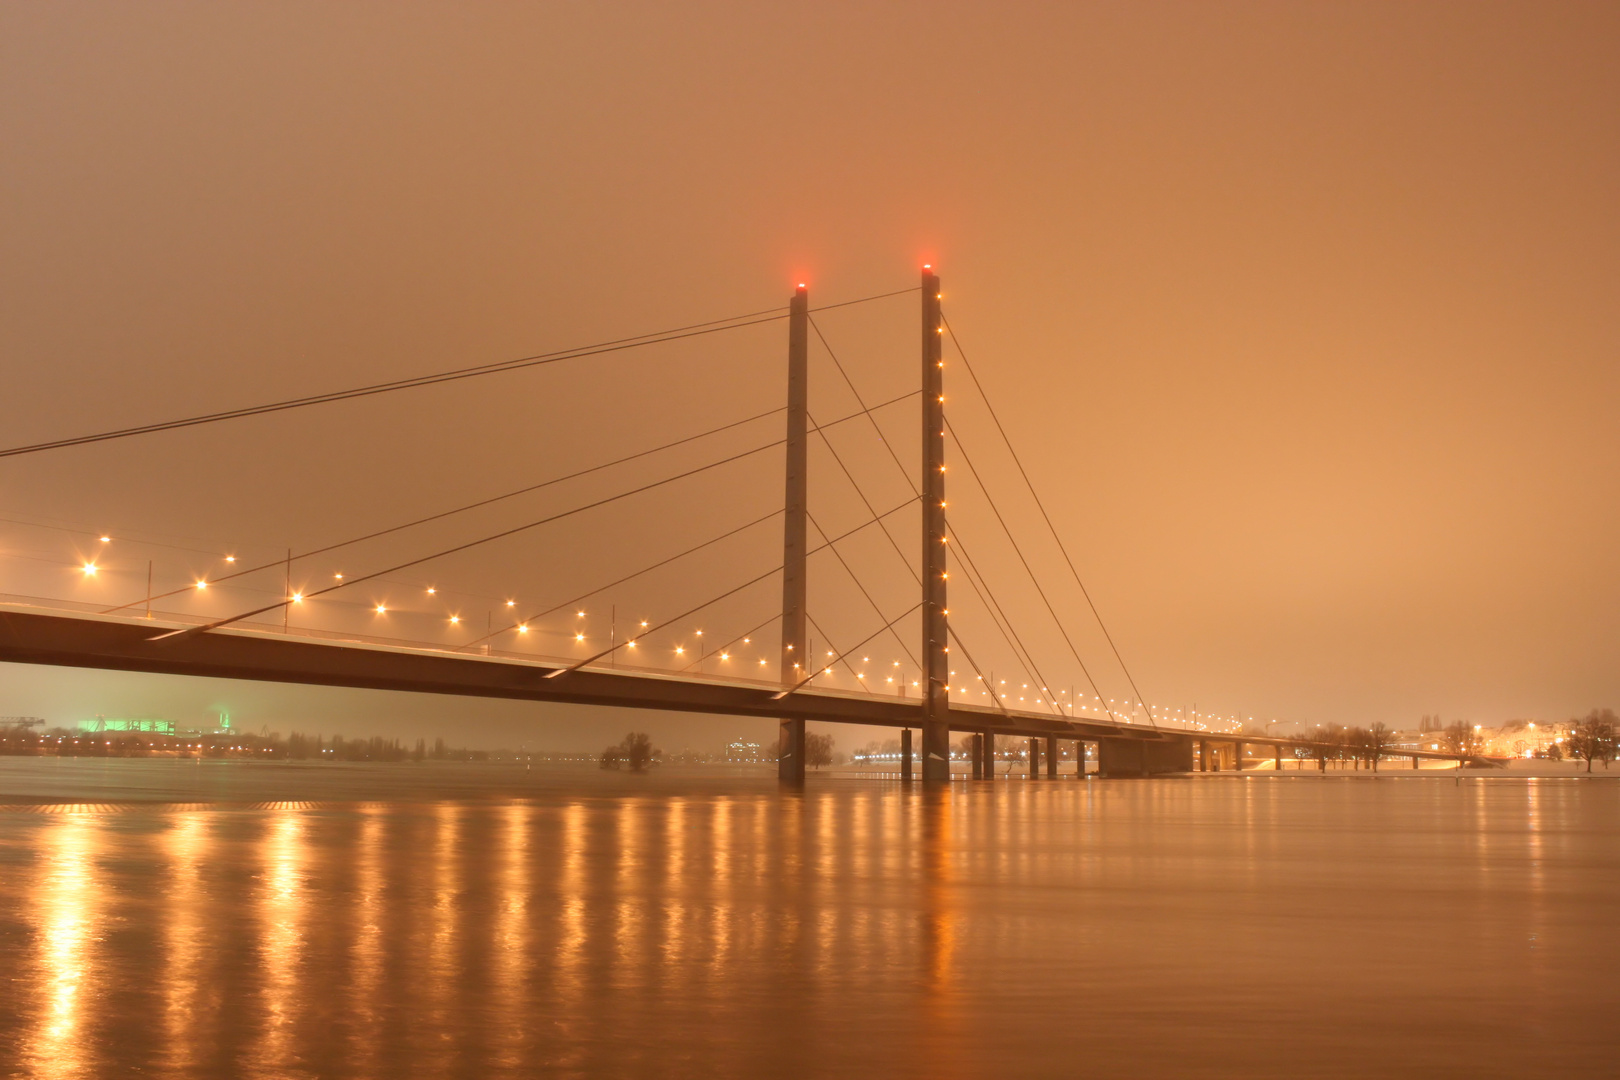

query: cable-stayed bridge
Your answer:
[0,268,1475,779]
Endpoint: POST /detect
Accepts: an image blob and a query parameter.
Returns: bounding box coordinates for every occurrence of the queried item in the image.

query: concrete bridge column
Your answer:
[1232,740,1244,771]
[1046,736,1059,779]
[1198,739,1208,772]
[1028,737,1040,779]
[901,728,913,783]
[1413,753,1420,770]
[1274,746,1282,771]
[971,733,983,780]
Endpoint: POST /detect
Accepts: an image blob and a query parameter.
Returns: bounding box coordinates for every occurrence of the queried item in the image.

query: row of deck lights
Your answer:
[72,541,1243,729]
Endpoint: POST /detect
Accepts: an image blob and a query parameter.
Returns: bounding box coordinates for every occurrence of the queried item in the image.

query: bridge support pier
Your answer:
[1413,753,1420,770]
[901,728,913,782]
[1199,739,1207,772]
[971,733,983,779]
[984,731,996,778]
[1028,737,1040,779]
[1097,737,1195,778]
[778,718,805,784]
[1233,740,1244,771]
[1046,736,1059,779]
[1274,746,1282,771]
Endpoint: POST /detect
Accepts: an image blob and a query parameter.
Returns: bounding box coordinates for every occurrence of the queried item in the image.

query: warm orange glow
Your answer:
[81,563,97,576]
[375,605,386,614]
[195,581,207,590]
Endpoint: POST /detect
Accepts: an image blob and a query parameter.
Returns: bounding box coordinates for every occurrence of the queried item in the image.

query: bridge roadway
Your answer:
[0,601,1479,773]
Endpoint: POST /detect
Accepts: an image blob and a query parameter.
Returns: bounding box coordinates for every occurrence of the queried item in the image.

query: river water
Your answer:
[0,760,1615,1078]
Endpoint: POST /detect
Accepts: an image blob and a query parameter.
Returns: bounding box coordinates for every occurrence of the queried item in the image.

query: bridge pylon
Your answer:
[921,267,951,783]
[778,283,809,783]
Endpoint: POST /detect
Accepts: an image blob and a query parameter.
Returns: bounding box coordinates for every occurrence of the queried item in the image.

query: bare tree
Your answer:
[1441,721,1483,759]
[805,732,835,770]
[1365,722,1394,773]
[1566,709,1617,773]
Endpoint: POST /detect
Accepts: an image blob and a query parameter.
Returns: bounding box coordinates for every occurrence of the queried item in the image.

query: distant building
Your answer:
[726,740,766,763]
[77,717,175,735]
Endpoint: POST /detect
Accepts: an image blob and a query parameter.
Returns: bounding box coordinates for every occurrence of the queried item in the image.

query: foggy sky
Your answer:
[1,2,1616,749]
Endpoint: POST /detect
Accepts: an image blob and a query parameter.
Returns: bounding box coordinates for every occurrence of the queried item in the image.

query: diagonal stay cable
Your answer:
[808,409,921,584]
[803,611,870,687]
[677,608,783,675]
[807,510,922,670]
[809,311,1046,711]
[809,315,920,498]
[941,309,1157,727]
[102,404,789,614]
[944,521,1058,711]
[946,626,1012,719]
[545,496,920,677]
[5,313,783,459]
[461,507,784,652]
[945,418,1129,723]
[156,438,792,638]
[2,287,920,460]
[773,603,923,700]
[108,389,918,617]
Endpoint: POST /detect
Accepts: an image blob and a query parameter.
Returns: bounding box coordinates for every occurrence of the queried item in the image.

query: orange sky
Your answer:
[1,2,1615,744]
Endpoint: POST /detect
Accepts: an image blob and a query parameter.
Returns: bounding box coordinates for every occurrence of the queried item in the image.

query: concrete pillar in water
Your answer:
[971,733,983,780]
[1028,737,1040,779]
[901,728,913,783]
[1199,739,1208,772]
[1046,736,1059,779]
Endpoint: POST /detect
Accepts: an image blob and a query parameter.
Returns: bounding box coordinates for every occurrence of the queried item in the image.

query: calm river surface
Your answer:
[0,760,1615,1078]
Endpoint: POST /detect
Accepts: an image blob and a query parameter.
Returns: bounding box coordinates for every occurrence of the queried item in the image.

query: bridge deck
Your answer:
[0,602,1181,742]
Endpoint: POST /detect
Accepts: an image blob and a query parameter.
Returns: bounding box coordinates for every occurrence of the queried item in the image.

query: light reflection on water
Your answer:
[0,773,1617,1078]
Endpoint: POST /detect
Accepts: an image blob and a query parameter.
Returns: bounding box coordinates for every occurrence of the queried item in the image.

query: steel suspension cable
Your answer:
[774,603,923,700]
[807,510,922,670]
[3,287,920,460]
[102,405,788,614]
[462,507,785,651]
[544,496,921,677]
[677,609,783,675]
[808,312,1045,712]
[108,390,918,618]
[803,611,870,687]
[940,310,1157,726]
[943,522,1061,714]
[162,438,796,637]
[945,418,1134,724]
